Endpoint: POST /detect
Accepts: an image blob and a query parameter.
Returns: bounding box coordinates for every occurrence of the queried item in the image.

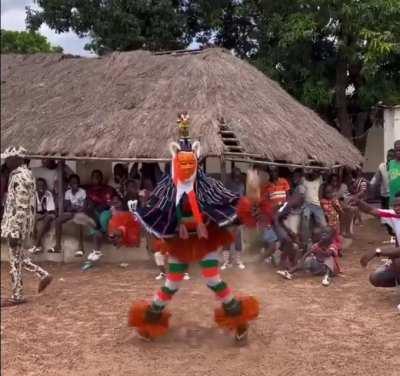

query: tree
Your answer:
[1,29,63,54]
[191,0,400,141]
[26,0,194,55]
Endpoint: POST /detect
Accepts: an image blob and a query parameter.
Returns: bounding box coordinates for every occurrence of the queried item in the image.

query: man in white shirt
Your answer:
[300,168,327,249]
[370,149,395,209]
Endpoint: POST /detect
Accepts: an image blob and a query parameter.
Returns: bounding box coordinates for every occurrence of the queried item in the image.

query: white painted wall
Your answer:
[384,106,400,154]
[364,125,384,173]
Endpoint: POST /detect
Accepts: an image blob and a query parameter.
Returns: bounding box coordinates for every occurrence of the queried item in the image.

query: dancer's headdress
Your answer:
[169,112,203,225]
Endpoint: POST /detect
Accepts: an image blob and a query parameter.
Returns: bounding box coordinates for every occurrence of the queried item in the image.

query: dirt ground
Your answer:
[1,218,399,376]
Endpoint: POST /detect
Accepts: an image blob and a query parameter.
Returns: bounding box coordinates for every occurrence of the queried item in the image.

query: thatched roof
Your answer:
[1,48,362,166]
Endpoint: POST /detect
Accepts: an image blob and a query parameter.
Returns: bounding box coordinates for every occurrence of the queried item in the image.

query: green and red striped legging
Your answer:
[152,251,234,309]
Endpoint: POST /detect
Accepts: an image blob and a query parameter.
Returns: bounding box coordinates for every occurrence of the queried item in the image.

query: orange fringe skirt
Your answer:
[155,224,234,263]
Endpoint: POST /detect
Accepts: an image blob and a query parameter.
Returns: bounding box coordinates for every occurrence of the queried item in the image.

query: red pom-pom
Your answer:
[128,301,171,339]
[214,296,260,332]
[236,197,274,228]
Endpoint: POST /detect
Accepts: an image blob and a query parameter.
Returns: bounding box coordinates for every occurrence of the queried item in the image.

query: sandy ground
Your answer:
[1,218,399,376]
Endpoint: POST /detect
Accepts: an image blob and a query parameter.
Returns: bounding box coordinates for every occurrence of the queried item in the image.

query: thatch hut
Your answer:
[1,48,362,168]
[1,48,363,263]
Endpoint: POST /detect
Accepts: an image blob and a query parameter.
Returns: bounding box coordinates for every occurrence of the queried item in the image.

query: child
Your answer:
[82,194,140,269]
[123,179,140,209]
[139,178,154,208]
[320,184,344,255]
[32,178,56,254]
[277,226,340,286]
[49,174,93,255]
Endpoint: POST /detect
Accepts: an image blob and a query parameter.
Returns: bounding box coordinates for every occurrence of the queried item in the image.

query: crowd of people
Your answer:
[0,140,399,311]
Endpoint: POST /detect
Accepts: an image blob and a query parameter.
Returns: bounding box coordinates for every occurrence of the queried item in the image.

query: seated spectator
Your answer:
[277,226,341,287]
[320,184,344,255]
[49,174,94,256]
[139,178,154,208]
[85,169,116,223]
[32,159,58,193]
[141,162,162,187]
[83,194,140,267]
[129,162,141,181]
[110,163,128,197]
[32,178,56,254]
[124,179,140,210]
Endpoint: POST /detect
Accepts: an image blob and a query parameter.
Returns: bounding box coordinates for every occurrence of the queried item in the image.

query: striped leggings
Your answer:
[152,251,234,309]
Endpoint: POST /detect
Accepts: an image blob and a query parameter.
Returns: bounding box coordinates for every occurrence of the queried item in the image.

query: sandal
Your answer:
[276,270,293,280]
[47,247,61,254]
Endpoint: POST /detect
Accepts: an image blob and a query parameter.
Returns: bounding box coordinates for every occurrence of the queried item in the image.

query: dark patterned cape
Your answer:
[134,170,239,238]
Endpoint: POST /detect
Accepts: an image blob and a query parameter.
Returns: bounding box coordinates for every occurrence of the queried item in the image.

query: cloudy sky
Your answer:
[1,0,94,56]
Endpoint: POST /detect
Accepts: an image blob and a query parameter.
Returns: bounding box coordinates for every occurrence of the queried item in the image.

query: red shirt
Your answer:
[86,185,116,206]
[262,178,290,208]
[311,242,338,262]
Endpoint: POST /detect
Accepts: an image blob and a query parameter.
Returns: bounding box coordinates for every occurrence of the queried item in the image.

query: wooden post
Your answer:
[57,160,65,215]
[57,160,65,262]
[220,157,226,183]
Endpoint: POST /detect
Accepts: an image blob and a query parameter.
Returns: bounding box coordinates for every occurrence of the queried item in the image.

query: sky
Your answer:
[1,0,94,56]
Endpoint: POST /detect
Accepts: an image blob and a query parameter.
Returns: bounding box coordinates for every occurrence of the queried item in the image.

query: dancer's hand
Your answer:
[360,249,376,268]
[179,224,189,239]
[196,223,208,239]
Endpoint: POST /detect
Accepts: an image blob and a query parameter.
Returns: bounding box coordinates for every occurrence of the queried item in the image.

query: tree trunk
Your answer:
[353,111,369,153]
[335,57,353,140]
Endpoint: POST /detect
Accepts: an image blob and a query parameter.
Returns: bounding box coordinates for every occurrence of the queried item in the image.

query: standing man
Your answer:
[370,149,395,209]
[1,147,52,307]
[388,140,400,207]
[300,166,327,249]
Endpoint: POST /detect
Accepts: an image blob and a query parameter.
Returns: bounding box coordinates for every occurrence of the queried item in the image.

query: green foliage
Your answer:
[26,0,192,55]
[1,29,63,54]
[199,0,400,135]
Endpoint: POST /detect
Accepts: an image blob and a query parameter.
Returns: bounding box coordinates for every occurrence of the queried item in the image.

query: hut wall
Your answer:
[384,106,400,155]
[364,125,384,173]
[76,160,113,185]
